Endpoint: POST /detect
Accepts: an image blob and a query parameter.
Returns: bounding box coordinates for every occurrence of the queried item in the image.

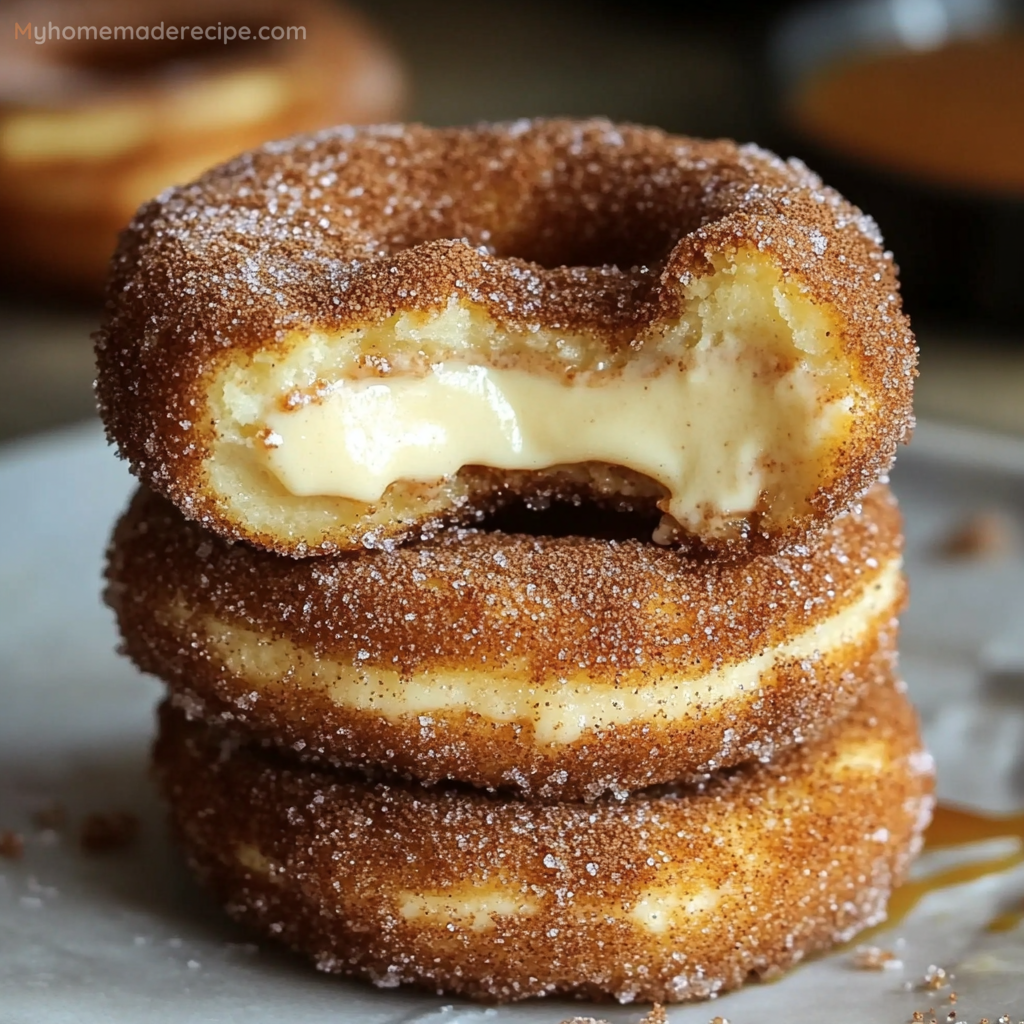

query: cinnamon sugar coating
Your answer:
[153,681,934,1003]
[0,0,404,294]
[95,119,916,555]
[109,484,905,798]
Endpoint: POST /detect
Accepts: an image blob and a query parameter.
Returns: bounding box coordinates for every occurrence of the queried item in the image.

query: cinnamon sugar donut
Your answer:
[0,0,404,294]
[109,484,905,799]
[95,119,917,556]
[153,681,934,1003]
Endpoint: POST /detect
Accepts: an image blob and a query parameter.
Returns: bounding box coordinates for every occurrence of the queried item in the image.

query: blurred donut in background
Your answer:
[0,0,405,296]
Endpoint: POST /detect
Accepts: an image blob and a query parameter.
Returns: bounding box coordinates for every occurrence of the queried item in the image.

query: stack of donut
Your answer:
[97,120,934,1005]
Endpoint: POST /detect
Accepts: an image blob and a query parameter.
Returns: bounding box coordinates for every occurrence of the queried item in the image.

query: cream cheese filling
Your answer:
[194,557,901,746]
[253,342,852,535]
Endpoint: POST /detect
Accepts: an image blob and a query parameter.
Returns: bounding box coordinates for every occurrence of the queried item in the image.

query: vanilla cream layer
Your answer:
[198,557,901,746]
[254,341,852,536]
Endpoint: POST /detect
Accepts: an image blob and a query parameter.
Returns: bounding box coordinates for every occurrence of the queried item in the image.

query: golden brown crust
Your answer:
[109,483,905,798]
[0,0,404,294]
[94,119,916,554]
[153,682,935,1003]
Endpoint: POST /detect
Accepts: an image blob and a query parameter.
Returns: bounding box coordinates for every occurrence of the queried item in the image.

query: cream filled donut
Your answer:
[108,484,905,799]
[0,0,404,294]
[95,120,916,555]
[153,681,934,1003]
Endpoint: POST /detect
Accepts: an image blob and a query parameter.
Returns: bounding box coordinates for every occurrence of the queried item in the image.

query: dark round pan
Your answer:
[769,0,1024,330]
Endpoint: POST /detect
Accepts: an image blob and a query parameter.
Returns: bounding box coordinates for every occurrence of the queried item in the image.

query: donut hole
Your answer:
[384,190,685,271]
[490,204,683,271]
[488,175,698,271]
[386,148,706,271]
[481,500,664,543]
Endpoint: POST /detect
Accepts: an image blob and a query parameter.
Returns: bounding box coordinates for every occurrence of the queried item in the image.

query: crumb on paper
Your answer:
[853,944,903,970]
[921,964,950,990]
[32,802,66,831]
[937,509,1018,559]
[0,830,24,859]
[80,812,139,853]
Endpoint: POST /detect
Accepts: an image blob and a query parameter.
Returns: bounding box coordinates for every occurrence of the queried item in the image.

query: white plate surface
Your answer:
[2,421,1024,1024]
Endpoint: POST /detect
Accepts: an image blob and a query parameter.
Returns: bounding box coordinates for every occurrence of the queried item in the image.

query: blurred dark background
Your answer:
[2,0,1022,441]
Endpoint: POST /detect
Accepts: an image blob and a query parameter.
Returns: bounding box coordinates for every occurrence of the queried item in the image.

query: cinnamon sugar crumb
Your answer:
[80,812,139,853]
[921,965,950,990]
[938,509,1017,559]
[853,944,902,970]
[0,830,24,859]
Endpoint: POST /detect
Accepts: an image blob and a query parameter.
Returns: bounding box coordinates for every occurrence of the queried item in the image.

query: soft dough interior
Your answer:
[206,248,860,547]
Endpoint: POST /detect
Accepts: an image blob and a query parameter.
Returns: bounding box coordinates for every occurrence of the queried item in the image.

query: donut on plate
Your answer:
[153,681,934,1003]
[108,483,905,799]
[95,119,915,555]
[0,0,404,294]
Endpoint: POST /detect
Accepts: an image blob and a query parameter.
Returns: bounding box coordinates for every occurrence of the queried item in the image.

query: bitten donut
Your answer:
[0,0,404,294]
[153,682,935,1003]
[109,483,906,799]
[95,119,917,556]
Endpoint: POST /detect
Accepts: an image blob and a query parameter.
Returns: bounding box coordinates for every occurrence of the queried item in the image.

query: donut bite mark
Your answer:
[108,484,905,799]
[95,120,916,556]
[152,680,934,1004]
